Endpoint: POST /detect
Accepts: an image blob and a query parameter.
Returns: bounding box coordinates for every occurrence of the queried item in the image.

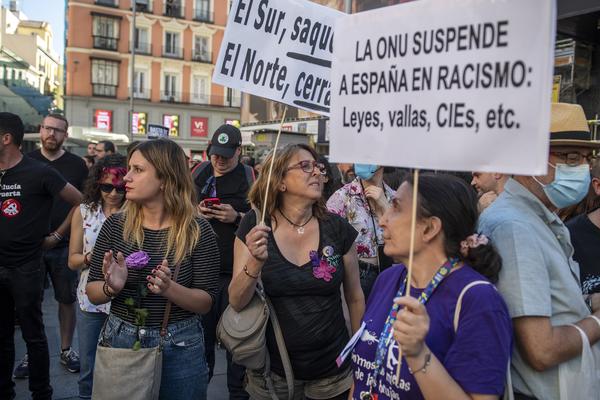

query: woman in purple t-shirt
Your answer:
[350,174,512,400]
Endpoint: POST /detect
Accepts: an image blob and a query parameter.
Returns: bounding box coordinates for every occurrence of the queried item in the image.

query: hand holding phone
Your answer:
[202,197,221,208]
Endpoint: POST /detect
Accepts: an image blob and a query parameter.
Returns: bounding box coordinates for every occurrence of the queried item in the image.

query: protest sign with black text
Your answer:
[330,0,555,175]
[213,0,344,116]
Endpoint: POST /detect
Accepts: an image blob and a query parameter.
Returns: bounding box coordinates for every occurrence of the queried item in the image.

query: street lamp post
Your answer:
[129,0,137,140]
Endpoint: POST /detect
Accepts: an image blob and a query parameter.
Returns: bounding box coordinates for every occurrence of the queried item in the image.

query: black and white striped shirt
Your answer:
[88,213,220,326]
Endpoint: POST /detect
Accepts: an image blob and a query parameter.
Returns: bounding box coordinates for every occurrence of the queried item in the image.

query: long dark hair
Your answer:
[405,173,502,283]
[82,154,127,211]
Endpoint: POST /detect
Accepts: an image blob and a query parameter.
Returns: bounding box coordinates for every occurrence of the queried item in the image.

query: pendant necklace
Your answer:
[278,208,313,234]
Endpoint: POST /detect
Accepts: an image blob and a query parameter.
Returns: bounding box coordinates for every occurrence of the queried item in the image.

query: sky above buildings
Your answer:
[20,0,65,60]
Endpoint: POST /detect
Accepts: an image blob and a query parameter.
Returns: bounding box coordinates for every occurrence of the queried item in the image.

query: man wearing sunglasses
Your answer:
[0,113,82,400]
[25,114,88,377]
[479,103,600,400]
[192,124,254,400]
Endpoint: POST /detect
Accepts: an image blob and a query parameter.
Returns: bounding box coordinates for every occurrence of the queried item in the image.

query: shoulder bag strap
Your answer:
[453,280,514,400]
[265,296,294,400]
[160,262,182,338]
[251,206,294,400]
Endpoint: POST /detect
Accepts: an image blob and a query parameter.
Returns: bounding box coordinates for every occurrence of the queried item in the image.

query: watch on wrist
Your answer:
[234,212,242,225]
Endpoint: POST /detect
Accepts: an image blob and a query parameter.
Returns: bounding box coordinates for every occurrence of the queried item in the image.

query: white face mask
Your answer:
[532,163,591,209]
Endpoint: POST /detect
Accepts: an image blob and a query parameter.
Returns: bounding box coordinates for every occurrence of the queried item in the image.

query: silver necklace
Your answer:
[278,208,313,234]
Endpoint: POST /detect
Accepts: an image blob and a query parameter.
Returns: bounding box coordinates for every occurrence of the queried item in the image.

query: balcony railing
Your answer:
[131,41,152,55]
[163,46,183,59]
[161,90,182,102]
[95,0,117,7]
[164,4,184,18]
[131,87,151,99]
[193,10,213,23]
[192,50,211,63]
[92,83,117,97]
[93,35,118,51]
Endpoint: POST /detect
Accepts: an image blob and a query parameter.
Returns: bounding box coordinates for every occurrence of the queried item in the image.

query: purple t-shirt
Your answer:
[351,264,512,399]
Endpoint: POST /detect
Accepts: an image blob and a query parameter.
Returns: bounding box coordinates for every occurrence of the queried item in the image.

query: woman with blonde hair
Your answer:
[229,143,365,399]
[86,139,220,399]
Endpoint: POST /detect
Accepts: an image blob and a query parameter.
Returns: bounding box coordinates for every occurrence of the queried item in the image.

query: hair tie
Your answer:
[460,234,489,257]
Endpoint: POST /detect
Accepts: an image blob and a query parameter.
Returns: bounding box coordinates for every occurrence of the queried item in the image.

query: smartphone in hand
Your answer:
[202,198,221,208]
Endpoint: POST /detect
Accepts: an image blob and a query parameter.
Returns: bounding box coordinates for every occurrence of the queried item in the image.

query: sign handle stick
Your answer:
[260,106,288,225]
[395,168,420,383]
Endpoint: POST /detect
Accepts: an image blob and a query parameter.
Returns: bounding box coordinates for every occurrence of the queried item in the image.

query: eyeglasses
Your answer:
[550,151,596,166]
[99,183,126,194]
[286,160,326,175]
[41,125,66,134]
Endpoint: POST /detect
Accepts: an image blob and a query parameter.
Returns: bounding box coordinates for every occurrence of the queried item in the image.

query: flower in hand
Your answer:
[126,251,150,270]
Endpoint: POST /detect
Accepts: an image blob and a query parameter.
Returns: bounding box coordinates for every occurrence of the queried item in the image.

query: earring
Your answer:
[280,184,286,192]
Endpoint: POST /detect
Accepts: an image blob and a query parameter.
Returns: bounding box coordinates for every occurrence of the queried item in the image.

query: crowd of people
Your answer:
[0,101,599,400]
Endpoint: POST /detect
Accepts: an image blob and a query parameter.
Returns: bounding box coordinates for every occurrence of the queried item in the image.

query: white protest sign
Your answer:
[330,0,555,175]
[213,0,344,116]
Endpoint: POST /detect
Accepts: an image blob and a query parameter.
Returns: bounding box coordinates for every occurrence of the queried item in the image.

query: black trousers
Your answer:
[203,274,249,400]
[0,258,52,400]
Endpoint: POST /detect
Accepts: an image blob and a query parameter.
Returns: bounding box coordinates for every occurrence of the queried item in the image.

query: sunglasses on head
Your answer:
[99,183,126,194]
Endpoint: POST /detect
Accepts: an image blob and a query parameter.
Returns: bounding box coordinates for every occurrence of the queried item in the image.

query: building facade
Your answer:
[0,2,62,129]
[65,0,241,154]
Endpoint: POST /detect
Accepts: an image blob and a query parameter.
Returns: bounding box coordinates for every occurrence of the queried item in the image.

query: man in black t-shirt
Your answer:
[194,124,253,400]
[0,112,82,400]
[567,160,600,302]
[27,114,88,375]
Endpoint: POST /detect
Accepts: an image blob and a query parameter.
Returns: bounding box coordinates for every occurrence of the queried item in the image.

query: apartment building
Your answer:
[0,2,62,129]
[65,0,241,153]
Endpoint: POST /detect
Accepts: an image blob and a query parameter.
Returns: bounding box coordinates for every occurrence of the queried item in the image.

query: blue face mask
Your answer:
[534,163,591,209]
[354,164,379,181]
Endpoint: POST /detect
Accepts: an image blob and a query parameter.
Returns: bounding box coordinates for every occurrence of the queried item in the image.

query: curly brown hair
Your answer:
[82,154,127,211]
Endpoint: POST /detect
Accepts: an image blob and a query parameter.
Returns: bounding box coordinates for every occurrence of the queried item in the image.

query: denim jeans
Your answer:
[0,258,52,400]
[77,309,107,399]
[102,313,209,400]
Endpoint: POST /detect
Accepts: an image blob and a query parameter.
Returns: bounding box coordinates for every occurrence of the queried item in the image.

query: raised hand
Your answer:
[147,260,173,296]
[246,224,271,263]
[392,296,430,358]
[103,251,127,294]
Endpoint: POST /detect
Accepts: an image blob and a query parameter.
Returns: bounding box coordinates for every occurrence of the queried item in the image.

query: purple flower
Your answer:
[125,251,150,270]
[313,260,336,282]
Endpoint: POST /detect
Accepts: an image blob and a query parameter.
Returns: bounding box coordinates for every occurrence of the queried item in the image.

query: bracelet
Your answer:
[585,296,594,313]
[243,265,259,279]
[586,315,600,329]
[408,352,431,375]
[50,231,63,241]
[102,281,115,299]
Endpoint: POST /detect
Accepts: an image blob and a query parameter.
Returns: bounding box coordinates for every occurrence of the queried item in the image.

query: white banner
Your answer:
[330,0,555,175]
[213,0,344,116]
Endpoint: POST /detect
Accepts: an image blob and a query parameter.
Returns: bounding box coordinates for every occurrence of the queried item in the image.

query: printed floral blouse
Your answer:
[77,203,110,314]
[326,178,395,258]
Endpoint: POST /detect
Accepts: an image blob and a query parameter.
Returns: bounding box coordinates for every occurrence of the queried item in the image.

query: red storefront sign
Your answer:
[191,117,209,137]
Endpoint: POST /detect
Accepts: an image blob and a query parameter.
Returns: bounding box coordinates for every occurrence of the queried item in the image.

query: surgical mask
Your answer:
[533,163,591,209]
[354,164,379,181]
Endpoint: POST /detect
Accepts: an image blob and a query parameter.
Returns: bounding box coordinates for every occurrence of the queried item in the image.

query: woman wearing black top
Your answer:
[86,139,220,400]
[230,144,365,399]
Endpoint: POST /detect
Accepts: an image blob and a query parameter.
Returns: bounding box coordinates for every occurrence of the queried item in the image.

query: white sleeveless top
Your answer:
[77,203,110,314]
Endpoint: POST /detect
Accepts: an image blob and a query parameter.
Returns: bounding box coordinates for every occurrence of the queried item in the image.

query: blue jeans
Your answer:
[102,314,209,400]
[77,309,107,399]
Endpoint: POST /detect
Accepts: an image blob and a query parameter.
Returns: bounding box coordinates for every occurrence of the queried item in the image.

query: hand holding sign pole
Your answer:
[260,107,288,225]
[395,168,419,383]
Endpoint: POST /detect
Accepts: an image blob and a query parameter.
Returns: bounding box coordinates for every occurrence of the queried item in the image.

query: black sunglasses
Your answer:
[99,183,126,194]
